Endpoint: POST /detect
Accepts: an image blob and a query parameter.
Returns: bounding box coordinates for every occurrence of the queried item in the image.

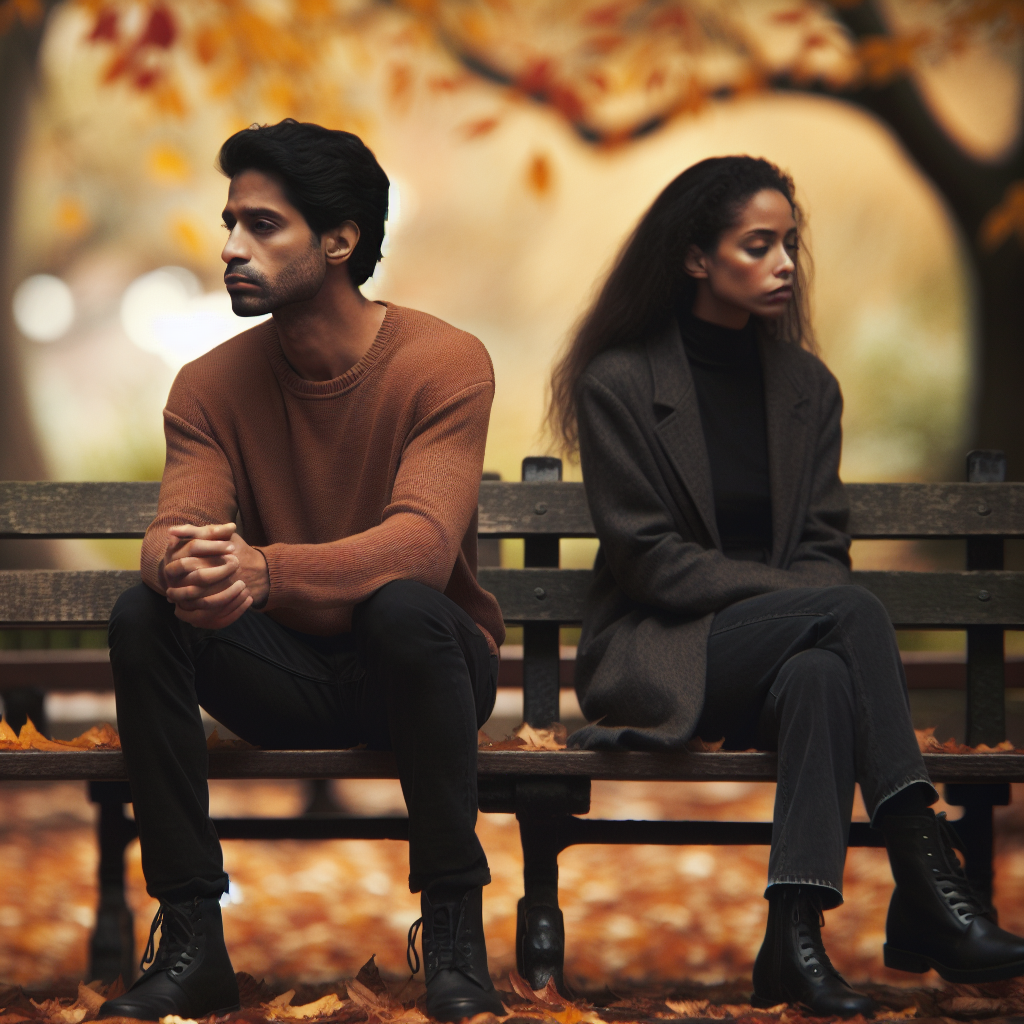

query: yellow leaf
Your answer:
[525,153,553,197]
[169,213,205,258]
[513,721,567,750]
[55,196,90,237]
[148,145,190,184]
[266,993,346,1020]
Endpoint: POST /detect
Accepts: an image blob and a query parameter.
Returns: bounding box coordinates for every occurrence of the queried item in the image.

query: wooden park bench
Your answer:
[1,450,1022,993]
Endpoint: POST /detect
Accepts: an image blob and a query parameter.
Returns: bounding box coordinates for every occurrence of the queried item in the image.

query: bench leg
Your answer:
[945,783,1010,920]
[88,782,138,983]
[516,813,567,995]
[0,687,48,736]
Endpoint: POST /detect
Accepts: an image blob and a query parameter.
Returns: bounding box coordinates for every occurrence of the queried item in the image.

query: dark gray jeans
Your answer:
[695,584,936,908]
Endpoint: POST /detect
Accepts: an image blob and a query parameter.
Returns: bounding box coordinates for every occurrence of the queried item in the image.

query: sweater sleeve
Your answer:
[255,380,493,611]
[140,399,239,594]
[578,370,838,619]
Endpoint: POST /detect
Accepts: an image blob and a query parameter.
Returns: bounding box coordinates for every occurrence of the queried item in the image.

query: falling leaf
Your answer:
[526,154,553,196]
[54,196,90,237]
[169,213,206,258]
[461,116,501,138]
[148,145,190,184]
[980,180,1024,251]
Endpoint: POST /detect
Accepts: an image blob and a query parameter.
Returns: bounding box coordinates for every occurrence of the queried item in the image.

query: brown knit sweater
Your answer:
[140,302,505,650]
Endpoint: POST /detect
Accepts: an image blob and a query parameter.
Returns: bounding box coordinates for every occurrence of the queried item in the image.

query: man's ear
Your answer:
[323,220,361,266]
[683,244,708,279]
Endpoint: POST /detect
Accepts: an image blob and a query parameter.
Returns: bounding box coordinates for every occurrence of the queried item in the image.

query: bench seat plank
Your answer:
[1,749,1021,783]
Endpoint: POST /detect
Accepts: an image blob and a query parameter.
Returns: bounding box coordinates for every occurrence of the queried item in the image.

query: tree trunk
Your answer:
[830,0,1024,480]
[0,6,58,567]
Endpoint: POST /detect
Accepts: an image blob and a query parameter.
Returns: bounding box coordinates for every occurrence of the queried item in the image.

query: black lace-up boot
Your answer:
[752,886,878,1018]
[98,897,239,1021]
[880,810,1024,982]
[410,885,505,1022]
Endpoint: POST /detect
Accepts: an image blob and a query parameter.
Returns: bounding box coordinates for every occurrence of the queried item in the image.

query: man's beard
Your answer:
[227,246,326,317]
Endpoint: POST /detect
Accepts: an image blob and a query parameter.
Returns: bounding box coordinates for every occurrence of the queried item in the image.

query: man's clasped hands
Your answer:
[160,523,271,629]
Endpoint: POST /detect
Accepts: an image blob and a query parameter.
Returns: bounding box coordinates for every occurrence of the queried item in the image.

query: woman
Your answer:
[548,156,1024,1016]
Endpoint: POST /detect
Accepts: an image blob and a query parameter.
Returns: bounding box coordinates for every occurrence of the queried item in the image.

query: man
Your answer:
[99,120,507,1023]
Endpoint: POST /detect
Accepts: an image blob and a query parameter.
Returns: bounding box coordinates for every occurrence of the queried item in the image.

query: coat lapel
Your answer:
[761,337,812,567]
[647,322,720,548]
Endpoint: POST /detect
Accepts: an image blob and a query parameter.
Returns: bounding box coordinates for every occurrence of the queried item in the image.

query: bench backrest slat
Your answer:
[1,567,1019,630]
[1,480,1021,540]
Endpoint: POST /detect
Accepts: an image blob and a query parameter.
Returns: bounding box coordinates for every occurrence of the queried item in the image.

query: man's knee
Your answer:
[108,583,178,663]
[355,579,454,657]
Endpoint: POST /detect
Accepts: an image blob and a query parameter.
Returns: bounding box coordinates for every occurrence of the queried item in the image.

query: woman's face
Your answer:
[685,188,798,325]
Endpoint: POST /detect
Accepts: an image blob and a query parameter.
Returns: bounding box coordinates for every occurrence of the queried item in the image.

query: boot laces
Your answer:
[793,894,839,979]
[927,813,986,923]
[406,918,422,975]
[140,899,201,978]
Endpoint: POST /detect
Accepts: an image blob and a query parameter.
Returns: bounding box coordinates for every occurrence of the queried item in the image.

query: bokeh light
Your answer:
[12,275,75,342]
[120,266,269,370]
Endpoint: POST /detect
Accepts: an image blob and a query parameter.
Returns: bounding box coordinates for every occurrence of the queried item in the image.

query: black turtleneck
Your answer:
[677,308,773,563]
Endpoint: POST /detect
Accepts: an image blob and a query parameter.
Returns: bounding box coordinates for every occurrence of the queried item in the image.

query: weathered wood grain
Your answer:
[1,567,1020,627]
[0,482,159,538]
[477,481,1024,539]
[3,480,1020,539]
[478,567,1023,627]
[1,748,1020,783]
[846,482,1024,538]
[478,481,594,537]
[0,570,140,626]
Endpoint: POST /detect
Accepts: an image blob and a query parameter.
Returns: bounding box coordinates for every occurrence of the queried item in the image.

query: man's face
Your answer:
[221,169,326,316]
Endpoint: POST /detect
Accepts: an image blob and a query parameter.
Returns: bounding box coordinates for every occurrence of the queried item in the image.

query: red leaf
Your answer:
[138,6,176,49]
[88,9,118,42]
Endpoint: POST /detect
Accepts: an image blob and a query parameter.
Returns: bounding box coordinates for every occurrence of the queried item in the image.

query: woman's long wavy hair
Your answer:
[547,156,814,454]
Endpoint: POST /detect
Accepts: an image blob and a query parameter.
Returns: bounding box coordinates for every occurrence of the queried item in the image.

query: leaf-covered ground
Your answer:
[1,779,1021,1023]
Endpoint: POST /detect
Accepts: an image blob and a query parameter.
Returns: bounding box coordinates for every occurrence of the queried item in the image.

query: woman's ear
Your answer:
[683,244,708,279]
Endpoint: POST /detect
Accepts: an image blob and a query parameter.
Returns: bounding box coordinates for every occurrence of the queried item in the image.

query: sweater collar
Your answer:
[676,307,760,375]
[260,301,400,398]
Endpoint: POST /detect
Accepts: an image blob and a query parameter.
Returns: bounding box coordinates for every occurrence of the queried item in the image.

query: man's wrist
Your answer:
[252,546,271,608]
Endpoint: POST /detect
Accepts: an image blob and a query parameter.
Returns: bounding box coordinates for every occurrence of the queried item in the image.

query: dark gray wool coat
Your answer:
[570,319,853,751]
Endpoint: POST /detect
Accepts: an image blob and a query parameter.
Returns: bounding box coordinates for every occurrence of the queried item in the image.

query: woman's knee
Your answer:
[816,584,891,633]
[775,648,852,707]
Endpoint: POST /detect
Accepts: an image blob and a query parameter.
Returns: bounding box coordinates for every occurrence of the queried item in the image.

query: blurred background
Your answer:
[0,0,1021,995]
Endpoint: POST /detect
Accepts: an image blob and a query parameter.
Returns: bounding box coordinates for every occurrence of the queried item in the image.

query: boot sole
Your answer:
[97,1005,239,1022]
[884,944,1024,983]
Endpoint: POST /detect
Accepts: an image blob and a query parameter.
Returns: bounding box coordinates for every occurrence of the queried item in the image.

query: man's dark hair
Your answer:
[218,119,390,287]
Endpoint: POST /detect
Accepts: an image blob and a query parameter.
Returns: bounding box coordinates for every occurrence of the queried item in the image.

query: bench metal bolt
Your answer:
[978,590,991,601]
[534,587,546,599]
[534,503,547,515]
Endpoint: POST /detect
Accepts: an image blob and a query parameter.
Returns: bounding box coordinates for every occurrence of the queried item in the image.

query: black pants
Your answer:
[109,580,498,902]
[695,585,936,908]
